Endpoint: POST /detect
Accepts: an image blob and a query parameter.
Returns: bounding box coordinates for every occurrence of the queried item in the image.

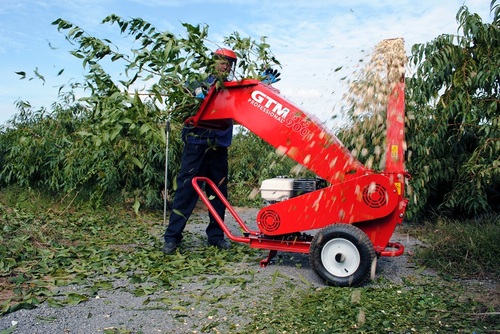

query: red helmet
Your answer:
[213,48,237,61]
[213,48,237,80]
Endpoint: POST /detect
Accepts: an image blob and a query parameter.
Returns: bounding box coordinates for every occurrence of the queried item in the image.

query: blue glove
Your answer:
[261,68,281,84]
[194,87,205,99]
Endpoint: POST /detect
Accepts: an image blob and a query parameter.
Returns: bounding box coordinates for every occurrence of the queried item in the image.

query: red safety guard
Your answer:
[188,80,368,183]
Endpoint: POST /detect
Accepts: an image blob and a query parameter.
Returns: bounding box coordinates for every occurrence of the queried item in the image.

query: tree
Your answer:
[336,2,498,219]
[406,0,499,217]
[1,16,279,210]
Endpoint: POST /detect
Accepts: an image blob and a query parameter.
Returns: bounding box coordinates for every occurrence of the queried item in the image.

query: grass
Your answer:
[411,215,500,279]
[0,187,499,333]
[243,278,499,333]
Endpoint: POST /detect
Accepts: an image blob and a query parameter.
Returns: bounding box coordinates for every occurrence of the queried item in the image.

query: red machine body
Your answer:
[187,77,409,284]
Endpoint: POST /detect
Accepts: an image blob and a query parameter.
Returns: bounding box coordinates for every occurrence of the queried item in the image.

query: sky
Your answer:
[0,0,493,127]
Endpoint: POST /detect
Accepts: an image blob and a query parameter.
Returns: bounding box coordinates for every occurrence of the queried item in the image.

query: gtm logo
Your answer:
[250,90,290,119]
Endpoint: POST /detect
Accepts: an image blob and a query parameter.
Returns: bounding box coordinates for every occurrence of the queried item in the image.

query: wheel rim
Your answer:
[321,238,361,277]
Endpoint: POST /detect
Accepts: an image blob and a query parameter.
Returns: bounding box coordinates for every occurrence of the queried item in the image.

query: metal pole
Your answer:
[163,115,171,227]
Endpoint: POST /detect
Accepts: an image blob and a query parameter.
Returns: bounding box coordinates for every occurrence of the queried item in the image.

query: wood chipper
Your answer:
[186,65,408,287]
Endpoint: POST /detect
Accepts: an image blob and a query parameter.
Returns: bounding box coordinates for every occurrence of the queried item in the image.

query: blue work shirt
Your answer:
[182,75,233,148]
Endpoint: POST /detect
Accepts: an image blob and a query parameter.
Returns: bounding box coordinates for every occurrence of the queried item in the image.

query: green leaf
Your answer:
[133,198,140,214]
[64,293,88,305]
[15,71,26,79]
[46,298,65,308]
[33,67,45,84]
[0,324,18,334]
[130,156,143,169]
[76,131,93,136]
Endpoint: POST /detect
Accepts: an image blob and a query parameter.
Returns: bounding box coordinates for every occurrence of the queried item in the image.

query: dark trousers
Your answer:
[164,143,228,244]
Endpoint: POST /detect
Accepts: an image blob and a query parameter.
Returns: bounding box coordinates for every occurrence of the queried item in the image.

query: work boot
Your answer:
[162,241,178,255]
[210,239,231,250]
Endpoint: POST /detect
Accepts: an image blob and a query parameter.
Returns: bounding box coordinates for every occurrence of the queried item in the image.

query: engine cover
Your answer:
[260,177,327,202]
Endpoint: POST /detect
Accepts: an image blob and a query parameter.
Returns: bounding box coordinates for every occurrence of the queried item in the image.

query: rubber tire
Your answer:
[310,224,376,287]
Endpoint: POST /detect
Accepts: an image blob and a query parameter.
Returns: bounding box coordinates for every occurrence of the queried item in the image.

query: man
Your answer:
[162,48,238,254]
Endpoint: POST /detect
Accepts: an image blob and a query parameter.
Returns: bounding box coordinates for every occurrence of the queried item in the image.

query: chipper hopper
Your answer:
[186,69,408,287]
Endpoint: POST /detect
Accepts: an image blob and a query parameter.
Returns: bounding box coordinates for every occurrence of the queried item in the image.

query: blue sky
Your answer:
[0,0,492,126]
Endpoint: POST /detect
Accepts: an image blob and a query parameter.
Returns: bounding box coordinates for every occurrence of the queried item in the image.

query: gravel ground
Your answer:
[0,206,460,334]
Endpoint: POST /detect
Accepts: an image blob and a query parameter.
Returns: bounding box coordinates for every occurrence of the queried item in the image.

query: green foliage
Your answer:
[2,15,280,210]
[242,280,497,333]
[0,188,262,316]
[0,96,167,209]
[51,15,279,124]
[338,2,499,219]
[405,1,500,218]
[413,215,500,278]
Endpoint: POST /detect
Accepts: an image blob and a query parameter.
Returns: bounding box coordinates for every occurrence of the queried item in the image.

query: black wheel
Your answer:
[310,224,376,287]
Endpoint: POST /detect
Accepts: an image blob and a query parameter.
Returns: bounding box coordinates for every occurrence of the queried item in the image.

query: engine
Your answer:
[260,177,328,203]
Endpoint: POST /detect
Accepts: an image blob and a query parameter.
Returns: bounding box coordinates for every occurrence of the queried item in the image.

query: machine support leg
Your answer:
[260,250,278,267]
